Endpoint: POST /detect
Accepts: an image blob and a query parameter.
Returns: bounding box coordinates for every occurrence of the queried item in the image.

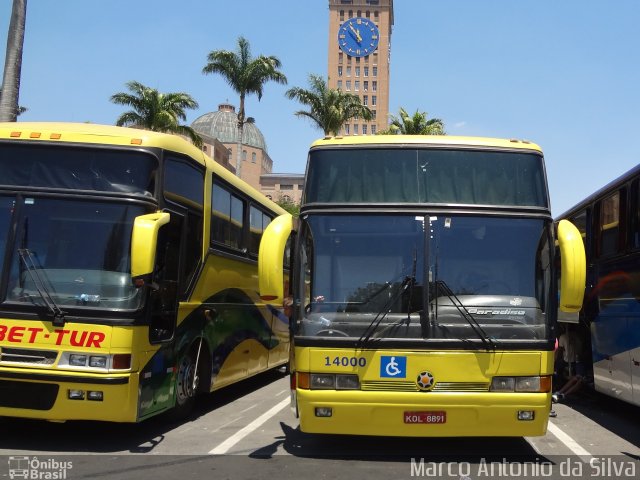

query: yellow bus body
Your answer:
[295,348,553,437]
[0,122,288,422]
[260,135,586,437]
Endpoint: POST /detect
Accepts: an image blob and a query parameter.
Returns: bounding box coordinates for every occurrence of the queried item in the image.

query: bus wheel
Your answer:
[174,349,199,418]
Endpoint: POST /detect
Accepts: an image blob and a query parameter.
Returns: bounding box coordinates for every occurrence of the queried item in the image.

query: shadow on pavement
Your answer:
[559,387,640,449]
[0,368,287,454]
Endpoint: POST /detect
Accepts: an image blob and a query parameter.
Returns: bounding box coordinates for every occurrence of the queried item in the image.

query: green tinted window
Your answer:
[304,148,547,208]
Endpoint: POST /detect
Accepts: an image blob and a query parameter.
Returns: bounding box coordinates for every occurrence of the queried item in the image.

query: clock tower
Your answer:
[328,0,394,136]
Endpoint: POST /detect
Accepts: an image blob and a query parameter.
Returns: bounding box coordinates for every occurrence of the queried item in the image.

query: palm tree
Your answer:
[0,0,27,122]
[203,36,287,178]
[379,107,446,135]
[110,81,202,147]
[286,74,372,136]
[0,89,26,116]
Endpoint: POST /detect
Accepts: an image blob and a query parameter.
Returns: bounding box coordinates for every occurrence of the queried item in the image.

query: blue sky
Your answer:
[2,0,639,216]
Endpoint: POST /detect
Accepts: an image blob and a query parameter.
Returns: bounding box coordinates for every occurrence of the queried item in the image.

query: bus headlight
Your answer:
[515,376,541,392]
[69,354,87,367]
[335,374,360,390]
[490,377,515,392]
[490,376,551,392]
[310,374,336,389]
[89,356,107,368]
[309,373,360,390]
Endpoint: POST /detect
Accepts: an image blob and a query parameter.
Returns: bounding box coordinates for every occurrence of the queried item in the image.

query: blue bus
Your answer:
[556,163,640,406]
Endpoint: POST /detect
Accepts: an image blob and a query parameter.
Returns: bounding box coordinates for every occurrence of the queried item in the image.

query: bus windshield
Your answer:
[298,214,552,343]
[0,143,156,196]
[0,195,147,311]
[305,147,548,207]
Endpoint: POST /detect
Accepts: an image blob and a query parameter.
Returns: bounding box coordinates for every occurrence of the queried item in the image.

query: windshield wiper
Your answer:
[434,280,495,350]
[356,274,415,349]
[18,248,67,326]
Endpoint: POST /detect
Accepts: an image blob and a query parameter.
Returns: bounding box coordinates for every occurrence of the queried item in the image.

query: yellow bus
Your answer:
[260,135,585,437]
[0,122,289,422]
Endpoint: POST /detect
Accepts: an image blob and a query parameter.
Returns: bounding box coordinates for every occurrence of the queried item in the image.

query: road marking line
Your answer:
[209,396,290,455]
[547,421,592,461]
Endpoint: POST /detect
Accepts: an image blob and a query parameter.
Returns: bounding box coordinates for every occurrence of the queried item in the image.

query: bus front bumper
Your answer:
[0,369,141,423]
[296,389,551,437]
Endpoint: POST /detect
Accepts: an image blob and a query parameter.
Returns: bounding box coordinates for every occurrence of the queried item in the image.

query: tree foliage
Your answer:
[286,74,372,136]
[110,81,202,147]
[203,36,287,176]
[378,107,446,135]
[275,196,300,217]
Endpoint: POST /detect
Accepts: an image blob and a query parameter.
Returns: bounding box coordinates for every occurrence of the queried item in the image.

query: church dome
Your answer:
[191,103,268,152]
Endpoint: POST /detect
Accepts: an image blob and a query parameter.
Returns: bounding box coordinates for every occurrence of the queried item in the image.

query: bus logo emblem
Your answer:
[380,356,406,378]
[416,371,435,391]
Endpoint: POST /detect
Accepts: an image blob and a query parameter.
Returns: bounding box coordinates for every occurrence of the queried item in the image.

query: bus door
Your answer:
[139,210,183,418]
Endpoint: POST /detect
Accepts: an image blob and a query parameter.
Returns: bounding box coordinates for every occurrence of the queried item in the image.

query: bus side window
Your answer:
[598,191,623,257]
[632,179,640,249]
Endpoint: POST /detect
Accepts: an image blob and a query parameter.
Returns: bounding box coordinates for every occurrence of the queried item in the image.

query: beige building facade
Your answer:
[260,173,305,204]
[328,0,394,135]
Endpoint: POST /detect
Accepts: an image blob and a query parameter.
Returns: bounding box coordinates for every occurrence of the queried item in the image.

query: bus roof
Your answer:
[310,135,542,153]
[0,121,206,160]
[0,122,286,215]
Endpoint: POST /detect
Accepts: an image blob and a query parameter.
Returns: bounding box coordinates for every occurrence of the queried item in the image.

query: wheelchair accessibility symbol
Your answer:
[380,356,407,378]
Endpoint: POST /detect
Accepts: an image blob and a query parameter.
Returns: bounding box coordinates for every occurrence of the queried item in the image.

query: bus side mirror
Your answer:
[131,211,171,283]
[259,213,293,305]
[557,219,586,312]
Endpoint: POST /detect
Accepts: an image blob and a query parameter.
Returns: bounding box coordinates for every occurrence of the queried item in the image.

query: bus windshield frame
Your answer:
[295,213,553,347]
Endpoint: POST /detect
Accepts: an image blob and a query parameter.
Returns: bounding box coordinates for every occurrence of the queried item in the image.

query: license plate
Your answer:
[404,411,446,424]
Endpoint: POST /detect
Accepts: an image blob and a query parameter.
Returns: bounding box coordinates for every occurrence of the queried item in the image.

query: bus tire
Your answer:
[172,346,199,419]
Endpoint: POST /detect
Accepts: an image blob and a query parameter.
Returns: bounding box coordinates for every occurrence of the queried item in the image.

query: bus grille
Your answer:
[361,380,417,392]
[0,380,59,410]
[432,382,489,392]
[0,347,58,366]
[361,381,489,392]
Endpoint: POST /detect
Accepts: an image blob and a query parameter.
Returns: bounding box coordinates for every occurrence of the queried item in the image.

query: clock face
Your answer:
[338,17,380,57]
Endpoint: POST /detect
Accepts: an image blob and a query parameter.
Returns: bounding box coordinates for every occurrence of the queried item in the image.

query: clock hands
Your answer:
[347,22,362,43]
